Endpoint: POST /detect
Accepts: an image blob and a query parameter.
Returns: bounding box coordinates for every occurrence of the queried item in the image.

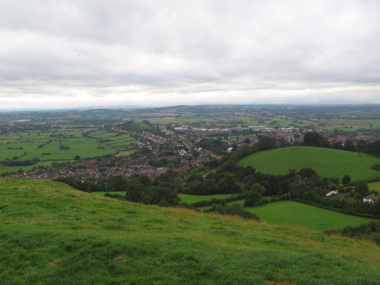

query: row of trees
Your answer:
[1,157,39,166]
[304,131,380,156]
[326,221,380,245]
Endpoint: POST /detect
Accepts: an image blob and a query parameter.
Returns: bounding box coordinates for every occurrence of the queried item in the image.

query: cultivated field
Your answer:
[238,146,380,182]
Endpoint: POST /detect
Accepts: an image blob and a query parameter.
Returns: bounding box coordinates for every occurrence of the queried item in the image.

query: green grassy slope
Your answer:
[238,146,380,181]
[1,178,380,284]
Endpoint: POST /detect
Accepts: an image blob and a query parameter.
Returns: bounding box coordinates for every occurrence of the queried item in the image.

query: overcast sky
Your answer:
[1,0,380,109]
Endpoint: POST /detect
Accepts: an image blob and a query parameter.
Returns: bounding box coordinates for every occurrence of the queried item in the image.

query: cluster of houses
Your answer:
[325,190,379,203]
[4,121,380,203]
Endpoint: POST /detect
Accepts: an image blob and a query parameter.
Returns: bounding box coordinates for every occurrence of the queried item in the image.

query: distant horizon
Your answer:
[1,102,380,113]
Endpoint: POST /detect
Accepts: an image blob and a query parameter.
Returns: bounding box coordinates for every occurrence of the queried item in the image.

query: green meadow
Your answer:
[1,178,380,284]
[248,201,375,231]
[89,131,137,152]
[238,146,380,182]
[369,181,380,192]
[0,128,137,174]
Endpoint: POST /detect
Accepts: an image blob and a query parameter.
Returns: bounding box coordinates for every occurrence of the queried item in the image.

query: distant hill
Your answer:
[1,178,380,284]
[238,146,380,182]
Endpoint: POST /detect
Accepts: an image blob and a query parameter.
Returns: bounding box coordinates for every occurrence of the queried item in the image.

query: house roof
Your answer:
[363,195,379,202]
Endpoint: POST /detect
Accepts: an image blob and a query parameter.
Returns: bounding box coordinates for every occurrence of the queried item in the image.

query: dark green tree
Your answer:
[356,140,367,153]
[344,140,356,152]
[355,183,369,197]
[303,132,330,148]
[366,140,380,156]
[255,136,277,151]
[125,182,147,203]
[298,168,317,178]
[144,186,180,206]
[216,173,241,194]
[341,175,351,185]
[244,183,265,207]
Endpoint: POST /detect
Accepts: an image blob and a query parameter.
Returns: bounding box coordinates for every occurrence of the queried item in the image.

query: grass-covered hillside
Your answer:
[1,178,380,284]
[238,146,380,182]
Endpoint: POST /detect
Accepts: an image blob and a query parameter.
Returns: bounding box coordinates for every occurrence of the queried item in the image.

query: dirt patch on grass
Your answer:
[116,252,128,262]
[47,258,61,267]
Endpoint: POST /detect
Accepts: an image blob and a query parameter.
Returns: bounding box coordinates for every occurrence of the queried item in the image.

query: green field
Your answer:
[0,128,138,174]
[249,201,375,231]
[238,146,380,181]
[1,178,380,284]
[89,131,137,152]
[369,181,380,192]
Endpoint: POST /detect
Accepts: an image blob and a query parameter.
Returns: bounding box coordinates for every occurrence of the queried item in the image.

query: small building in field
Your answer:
[326,190,338,197]
[363,194,379,203]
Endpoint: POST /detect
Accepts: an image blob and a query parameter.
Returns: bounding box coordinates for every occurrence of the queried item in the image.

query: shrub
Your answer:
[208,204,260,221]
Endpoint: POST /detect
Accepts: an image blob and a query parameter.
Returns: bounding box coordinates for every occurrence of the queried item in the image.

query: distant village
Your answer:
[4,122,379,184]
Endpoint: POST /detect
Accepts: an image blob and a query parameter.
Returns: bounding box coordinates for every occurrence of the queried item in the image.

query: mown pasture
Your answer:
[238,146,380,182]
[1,178,380,284]
[248,201,375,231]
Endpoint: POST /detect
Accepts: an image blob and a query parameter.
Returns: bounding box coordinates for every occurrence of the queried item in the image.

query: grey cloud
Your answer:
[0,0,380,108]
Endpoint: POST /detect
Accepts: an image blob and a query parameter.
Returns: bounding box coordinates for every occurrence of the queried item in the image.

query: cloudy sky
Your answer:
[1,0,380,109]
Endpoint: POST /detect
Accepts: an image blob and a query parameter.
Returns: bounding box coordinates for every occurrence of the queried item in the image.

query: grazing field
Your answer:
[0,142,41,160]
[369,181,380,192]
[0,178,380,284]
[248,201,375,231]
[238,146,380,181]
[0,128,138,174]
[89,131,137,152]
[19,139,116,161]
